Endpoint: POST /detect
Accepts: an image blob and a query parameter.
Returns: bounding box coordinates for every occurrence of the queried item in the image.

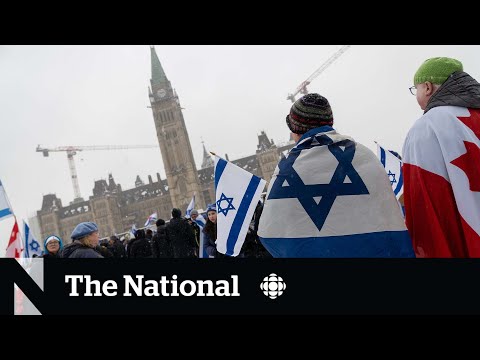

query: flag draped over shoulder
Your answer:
[403,107,480,257]
[23,221,42,258]
[6,219,23,258]
[213,154,266,257]
[258,126,413,258]
[0,179,13,221]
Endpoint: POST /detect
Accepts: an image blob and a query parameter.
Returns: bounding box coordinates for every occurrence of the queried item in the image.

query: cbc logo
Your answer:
[260,273,286,299]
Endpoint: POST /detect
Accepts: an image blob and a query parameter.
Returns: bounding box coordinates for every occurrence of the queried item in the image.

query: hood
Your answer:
[43,235,64,255]
[61,241,87,258]
[425,71,480,113]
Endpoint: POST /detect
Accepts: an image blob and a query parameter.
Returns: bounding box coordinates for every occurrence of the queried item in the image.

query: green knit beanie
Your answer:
[414,57,463,85]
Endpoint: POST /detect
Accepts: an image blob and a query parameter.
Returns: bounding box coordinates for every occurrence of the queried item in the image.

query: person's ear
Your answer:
[425,81,434,96]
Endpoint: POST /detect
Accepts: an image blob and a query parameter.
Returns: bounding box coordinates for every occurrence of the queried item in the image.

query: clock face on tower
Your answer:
[157,89,166,98]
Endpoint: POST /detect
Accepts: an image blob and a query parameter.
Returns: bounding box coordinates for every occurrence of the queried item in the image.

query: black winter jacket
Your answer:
[61,241,103,258]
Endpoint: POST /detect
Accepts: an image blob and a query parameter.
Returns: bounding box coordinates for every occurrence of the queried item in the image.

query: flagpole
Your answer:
[376,142,402,164]
[21,219,28,259]
[209,151,226,161]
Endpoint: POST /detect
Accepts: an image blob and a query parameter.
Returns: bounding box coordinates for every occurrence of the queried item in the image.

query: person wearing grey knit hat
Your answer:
[190,209,199,217]
[186,209,201,256]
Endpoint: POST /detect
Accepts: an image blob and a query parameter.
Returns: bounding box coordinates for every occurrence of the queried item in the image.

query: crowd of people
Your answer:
[37,57,480,258]
[37,202,271,258]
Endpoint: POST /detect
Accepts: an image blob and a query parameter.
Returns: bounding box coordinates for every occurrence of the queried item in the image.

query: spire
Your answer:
[201,141,214,169]
[256,130,274,153]
[108,173,116,191]
[148,86,154,103]
[135,175,144,188]
[150,46,167,84]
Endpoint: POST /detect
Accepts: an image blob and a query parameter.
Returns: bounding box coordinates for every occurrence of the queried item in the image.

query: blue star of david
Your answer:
[29,240,40,252]
[387,170,397,185]
[217,193,236,216]
[268,136,369,232]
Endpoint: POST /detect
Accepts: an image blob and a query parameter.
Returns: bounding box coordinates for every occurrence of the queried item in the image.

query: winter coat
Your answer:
[41,252,61,259]
[243,201,272,258]
[203,227,217,257]
[152,224,172,258]
[129,237,153,258]
[424,71,480,113]
[189,221,201,255]
[61,241,104,258]
[109,241,126,258]
[126,238,139,258]
[98,245,114,258]
[166,218,197,258]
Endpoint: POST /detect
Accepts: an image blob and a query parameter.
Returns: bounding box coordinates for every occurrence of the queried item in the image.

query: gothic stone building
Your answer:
[37,47,294,243]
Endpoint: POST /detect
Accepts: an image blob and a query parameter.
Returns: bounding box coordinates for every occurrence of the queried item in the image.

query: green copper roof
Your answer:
[150,46,167,84]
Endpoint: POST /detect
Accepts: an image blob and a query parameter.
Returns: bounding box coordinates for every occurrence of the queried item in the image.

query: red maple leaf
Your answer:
[457,109,480,140]
[451,141,480,192]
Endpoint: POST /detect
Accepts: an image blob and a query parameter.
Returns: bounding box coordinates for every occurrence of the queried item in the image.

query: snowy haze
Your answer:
[1,45,479,251]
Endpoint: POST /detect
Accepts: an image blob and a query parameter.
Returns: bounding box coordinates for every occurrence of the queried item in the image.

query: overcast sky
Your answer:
[1,45,479,251]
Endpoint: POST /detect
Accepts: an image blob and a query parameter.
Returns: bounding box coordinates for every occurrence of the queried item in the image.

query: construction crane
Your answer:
[36,144,159,203]
[287,45,351,103]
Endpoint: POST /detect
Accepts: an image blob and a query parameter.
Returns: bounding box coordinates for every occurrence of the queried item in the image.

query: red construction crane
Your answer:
[287,45,351,103]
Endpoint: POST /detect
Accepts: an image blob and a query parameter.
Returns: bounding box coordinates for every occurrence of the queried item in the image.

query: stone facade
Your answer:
[36,47,294,243]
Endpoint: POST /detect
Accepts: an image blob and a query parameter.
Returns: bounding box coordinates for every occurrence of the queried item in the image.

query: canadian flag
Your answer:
[403,106,480,257]
[6,219,23,258]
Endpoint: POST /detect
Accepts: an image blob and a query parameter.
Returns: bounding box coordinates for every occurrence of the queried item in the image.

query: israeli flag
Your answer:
[0,179,14,221]
[144,212,157,227]
[376,143,403,200]
[194,214,208,258]
[23,221,42,258]
[213,154,266,256]
[185,194,195,218]
[258,127,413,258]
[195,213,206,227]
[130,224,137,238]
